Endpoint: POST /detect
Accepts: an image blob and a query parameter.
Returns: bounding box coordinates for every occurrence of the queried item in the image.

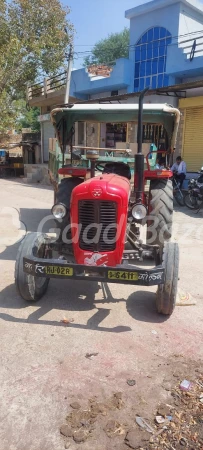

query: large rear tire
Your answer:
[55,177,83,231]
[15,232,49,301]
[147,179,173,247]
[156,242,179,315]
[56,177,83,207]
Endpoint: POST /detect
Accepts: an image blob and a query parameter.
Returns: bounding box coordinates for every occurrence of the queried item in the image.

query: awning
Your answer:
[51,103,180,152]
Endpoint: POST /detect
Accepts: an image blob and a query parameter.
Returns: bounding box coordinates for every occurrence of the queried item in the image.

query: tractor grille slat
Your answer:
[78,200,117,252]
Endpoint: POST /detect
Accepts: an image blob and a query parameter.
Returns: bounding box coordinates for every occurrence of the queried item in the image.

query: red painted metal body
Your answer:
[145,150,173,180]
[144,150,173,180]
[70,174,131,267]
[144,169,173,180]
[58,167,88,177]
[133,150,173,202]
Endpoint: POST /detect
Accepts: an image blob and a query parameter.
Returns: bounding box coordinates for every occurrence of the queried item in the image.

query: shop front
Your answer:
[179,97,203,172]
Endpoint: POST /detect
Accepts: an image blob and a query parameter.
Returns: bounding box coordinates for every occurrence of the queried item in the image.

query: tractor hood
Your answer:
[50,103,180,153]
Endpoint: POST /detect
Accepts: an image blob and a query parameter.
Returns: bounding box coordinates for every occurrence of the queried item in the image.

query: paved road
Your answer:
[0,179,202,450]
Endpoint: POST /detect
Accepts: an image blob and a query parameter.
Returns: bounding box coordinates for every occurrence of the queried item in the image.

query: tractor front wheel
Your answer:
[156,242,179,315]
[147,179,173,247]
[15,232,49,301]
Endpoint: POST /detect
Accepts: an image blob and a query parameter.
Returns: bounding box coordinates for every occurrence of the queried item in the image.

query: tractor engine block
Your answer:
[70,174,131,266]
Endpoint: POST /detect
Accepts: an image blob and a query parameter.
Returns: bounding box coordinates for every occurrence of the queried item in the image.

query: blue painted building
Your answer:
[126,0,203,93]
[31,0,203,170]
[69,0,203,101]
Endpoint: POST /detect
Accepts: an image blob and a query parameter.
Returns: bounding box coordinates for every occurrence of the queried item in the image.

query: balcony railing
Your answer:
[27,34,203,102]
[178,34,203,60]
[27,71,67,101]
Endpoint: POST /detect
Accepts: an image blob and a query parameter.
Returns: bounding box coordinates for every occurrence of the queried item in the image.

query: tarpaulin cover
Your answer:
[50,103,180,152]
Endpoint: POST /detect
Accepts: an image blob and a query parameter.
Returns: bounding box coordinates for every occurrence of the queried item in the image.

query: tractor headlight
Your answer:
[52,203,67,219]
[132,204,147,220]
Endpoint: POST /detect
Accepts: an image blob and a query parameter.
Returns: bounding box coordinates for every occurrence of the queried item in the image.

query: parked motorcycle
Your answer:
[184,167,203,210]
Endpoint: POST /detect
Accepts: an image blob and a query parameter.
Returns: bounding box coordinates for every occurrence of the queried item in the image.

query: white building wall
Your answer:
[179,4,203,35]
[121,94,178,108]
[90,89,127,100]
[42,121,55,162]
[179,4,203,58]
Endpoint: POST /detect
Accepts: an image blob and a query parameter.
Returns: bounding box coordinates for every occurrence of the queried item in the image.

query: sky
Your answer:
[65,0,150,68]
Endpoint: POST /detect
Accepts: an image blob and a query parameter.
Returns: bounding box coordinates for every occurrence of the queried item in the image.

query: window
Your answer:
[111,90,118,96]
[134,27,172,92]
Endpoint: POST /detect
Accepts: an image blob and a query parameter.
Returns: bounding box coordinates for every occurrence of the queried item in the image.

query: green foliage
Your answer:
[0,0,73,131]
[84,28,129,66]
[16,103,40,132]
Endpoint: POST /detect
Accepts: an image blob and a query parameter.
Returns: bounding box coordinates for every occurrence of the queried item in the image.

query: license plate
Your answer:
[108,270,138,281]
[45,266,73,276]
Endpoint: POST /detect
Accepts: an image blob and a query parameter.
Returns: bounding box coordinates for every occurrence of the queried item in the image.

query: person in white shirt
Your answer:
[171,156,187,188]
[156,157,165,169]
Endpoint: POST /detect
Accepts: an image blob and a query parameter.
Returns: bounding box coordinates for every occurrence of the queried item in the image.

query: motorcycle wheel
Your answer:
[184,192,201,210]
[174,189,185,206]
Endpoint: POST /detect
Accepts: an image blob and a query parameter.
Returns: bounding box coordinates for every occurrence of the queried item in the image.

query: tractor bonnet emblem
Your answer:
[92,187,102,197]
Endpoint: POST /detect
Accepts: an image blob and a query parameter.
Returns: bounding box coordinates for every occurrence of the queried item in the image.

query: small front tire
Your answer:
[15,232,49,301]
[156,242,179,315]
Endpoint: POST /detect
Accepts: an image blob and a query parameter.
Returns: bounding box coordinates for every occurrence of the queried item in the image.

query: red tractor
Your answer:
[15,91,180,316]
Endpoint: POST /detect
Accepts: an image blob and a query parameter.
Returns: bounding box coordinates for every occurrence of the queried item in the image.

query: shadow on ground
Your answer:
[0,208,55,261]
[0,278,168,332]
[126,290,168,323]
[1,202,169,328]
[19,208,55,233]
[2,177,53,192]
[173,204,203,218]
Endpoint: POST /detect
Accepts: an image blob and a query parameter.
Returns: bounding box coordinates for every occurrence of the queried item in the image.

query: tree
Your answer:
[84,28,129,67]
[15,102,40,133]
[0,0,73,131]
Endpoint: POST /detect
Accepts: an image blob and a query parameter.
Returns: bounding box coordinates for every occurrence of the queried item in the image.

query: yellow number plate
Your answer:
[45,266,73,276]
[108,271,138,281]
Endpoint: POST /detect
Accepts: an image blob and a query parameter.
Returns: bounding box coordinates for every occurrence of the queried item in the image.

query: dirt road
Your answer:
[0,179,202,450]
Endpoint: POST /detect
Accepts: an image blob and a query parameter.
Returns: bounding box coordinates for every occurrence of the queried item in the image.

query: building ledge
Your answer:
[75,79,203,104]
[28,87,77,107]
[28,58,132,106]
[125,0,203,19]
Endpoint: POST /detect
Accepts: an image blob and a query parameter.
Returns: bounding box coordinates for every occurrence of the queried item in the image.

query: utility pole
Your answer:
[64,43,73,104]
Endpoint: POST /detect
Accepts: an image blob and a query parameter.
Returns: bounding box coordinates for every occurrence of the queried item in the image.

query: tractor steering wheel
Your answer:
[95,163,106,172]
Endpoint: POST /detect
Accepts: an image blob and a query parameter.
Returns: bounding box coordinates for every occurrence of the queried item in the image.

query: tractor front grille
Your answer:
[78,200,117,251]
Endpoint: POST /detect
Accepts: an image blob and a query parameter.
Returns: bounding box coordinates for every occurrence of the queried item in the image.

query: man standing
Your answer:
[171,156,187,188]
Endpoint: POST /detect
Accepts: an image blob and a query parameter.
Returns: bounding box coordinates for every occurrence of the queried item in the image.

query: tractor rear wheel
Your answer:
[15,232,49,301]
[55,177,83,232]
[156,242,179,315]
[55,177,83,207]
[147,179,173,247]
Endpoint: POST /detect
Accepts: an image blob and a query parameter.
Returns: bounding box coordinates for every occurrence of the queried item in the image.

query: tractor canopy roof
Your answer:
[51,103,180,151]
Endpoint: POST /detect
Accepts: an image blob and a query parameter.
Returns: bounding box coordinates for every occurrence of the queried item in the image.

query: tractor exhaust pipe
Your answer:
[135,87,149,201]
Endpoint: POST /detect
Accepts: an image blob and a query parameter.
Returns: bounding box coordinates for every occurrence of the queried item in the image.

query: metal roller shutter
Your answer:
[183,107,203,172]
